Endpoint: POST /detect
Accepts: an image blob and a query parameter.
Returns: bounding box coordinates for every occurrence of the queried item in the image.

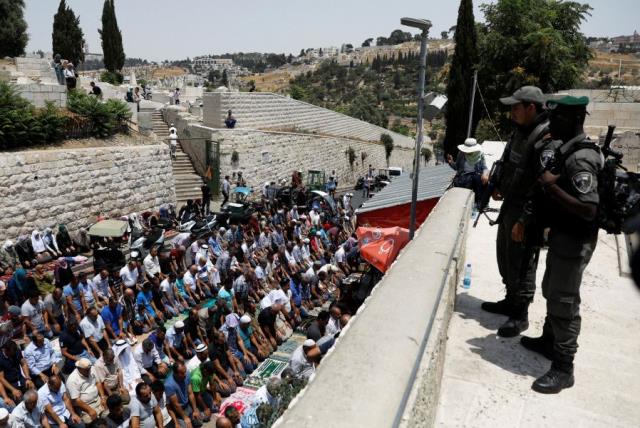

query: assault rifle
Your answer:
[473,159,503,228]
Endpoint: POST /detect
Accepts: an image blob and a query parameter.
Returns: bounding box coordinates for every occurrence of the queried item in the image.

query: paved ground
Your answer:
[435,208,640,427]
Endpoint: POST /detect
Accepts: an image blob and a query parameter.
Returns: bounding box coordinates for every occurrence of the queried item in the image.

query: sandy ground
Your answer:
[435,205,640,427]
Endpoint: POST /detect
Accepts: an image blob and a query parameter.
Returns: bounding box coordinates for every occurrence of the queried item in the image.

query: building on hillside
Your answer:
[612,31,640,52]
[192,57,234,71]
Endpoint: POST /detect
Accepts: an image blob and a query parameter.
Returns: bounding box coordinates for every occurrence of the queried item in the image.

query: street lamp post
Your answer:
[401,17,432,240]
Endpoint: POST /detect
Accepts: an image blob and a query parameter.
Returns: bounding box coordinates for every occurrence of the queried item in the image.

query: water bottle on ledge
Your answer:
[463,263,472,289]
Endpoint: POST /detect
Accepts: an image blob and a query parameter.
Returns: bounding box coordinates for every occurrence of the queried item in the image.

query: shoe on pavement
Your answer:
[520,335,554,360]
[532,367,575,394]
[481,299,511,316]
[497,317,529,337]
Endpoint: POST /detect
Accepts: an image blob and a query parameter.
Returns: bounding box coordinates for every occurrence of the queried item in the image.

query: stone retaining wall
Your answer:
[164,107,416,191]
[0,145,176,241]
[16,83,67,108]
[202,92,419,149]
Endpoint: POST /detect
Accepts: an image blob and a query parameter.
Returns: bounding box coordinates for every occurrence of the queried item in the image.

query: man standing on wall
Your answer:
[201,183,211,216]
[221,176,231,207]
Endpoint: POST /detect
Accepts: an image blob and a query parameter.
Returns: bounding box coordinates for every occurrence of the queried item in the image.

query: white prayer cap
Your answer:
[303,339,316,347]
[175,321,185,329]
[240,314,252,324]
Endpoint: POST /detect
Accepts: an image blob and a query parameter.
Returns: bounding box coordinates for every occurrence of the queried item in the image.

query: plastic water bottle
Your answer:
[463,263,472,289]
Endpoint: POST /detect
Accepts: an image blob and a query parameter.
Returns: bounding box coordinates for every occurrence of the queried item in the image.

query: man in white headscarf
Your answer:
[113,339,143,392]
[0,240,20,274]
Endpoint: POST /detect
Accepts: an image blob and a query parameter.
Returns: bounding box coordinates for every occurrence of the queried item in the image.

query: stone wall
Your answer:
[164,107,416,191]
[0,145,176,242]
[16,83,67,108]
[211,129,416,190]
[15,57,57,82]
[202,92,419,149]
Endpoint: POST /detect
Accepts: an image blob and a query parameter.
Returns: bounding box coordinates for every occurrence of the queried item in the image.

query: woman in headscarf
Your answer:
[447,138,489,208]
[7,267,28,305]
[56,224,76,256]
[73,228,92,256]
[33,264,56,295]
[42,227,62,257]
[54,257,75,287]
[0,240,20,275]
[31,230,52,262]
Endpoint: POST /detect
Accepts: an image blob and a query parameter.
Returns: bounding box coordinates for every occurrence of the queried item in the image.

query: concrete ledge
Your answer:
[277,188,474,428]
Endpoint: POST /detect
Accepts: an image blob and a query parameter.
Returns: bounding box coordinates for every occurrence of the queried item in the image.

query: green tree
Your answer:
[477,0,592,133]
[362,38,373,47]
[381,133,394,166]
[443,0,478,158]
[52,0,85,66]
[99,0,125,73]
[0,0,28,58]
[221,69,229,87]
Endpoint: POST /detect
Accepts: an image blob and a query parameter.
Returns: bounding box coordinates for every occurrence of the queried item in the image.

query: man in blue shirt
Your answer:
[100,297,123,339]
[165,361,202,427]
[136,282,163,322]
[24,333,61,388]
[63,276,86,321]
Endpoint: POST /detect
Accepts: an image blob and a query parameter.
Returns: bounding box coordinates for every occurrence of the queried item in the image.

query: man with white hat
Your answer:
[186,343,209,373]
[288,339,320,380]
[447,137,489,207]
[165,321,193,361]
[66,358,106,423]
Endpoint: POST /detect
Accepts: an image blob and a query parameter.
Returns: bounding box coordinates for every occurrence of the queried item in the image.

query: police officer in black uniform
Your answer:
[481,86,550,337]
[520,95,602,393]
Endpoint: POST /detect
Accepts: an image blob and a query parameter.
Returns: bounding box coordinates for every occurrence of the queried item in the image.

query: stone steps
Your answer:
[151,111,202,208]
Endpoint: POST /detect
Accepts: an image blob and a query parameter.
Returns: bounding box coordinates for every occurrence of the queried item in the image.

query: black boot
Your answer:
[481,298,511,316]
[532,360,574,394]
[520,317,554,359]
[497,317,529,337]
[520,335,554,360]
[497,301,529,337]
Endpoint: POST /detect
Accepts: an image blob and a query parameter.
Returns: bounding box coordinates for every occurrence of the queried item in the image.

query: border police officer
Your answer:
[481,86,549,337]
[521,95,602,393]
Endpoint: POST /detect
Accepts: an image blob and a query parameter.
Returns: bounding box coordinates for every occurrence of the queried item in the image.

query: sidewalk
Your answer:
[435,212,640,427]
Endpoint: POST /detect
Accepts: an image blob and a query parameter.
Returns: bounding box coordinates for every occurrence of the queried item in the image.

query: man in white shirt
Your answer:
[21,291,52,338]
[288,339,320,380]
[334,245,349,273]
[66,359,105,423]
[80,307,110,356]
[169,130,178,160]
[134,339,167,382]
[119,261,139,289]
[186,343,209,373]
[143,246,164,281]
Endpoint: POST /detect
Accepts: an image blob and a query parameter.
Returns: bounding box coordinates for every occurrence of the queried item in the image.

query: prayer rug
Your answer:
[218,387,257,416]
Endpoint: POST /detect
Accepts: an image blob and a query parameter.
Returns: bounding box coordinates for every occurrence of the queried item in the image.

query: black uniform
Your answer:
[495,114,549,310]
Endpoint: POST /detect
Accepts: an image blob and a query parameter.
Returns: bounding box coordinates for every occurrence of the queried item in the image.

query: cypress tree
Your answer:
[100,0,125,73]
[443,0,479,158]
[0,0,28,58]
[52,0,85,66]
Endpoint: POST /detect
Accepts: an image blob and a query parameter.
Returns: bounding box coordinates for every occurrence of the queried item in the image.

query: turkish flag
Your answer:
[356,226,410,273]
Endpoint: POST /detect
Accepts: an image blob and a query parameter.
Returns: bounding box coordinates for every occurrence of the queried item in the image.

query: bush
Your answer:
[0,82,67,150]
[100,71,123,85]
[67,89,131,138]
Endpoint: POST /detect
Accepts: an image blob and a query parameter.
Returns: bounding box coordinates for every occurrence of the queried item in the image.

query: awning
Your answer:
[88,220,128,237]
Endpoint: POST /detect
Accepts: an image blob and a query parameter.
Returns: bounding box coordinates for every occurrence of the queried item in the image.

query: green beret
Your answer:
[546,95,589,109]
